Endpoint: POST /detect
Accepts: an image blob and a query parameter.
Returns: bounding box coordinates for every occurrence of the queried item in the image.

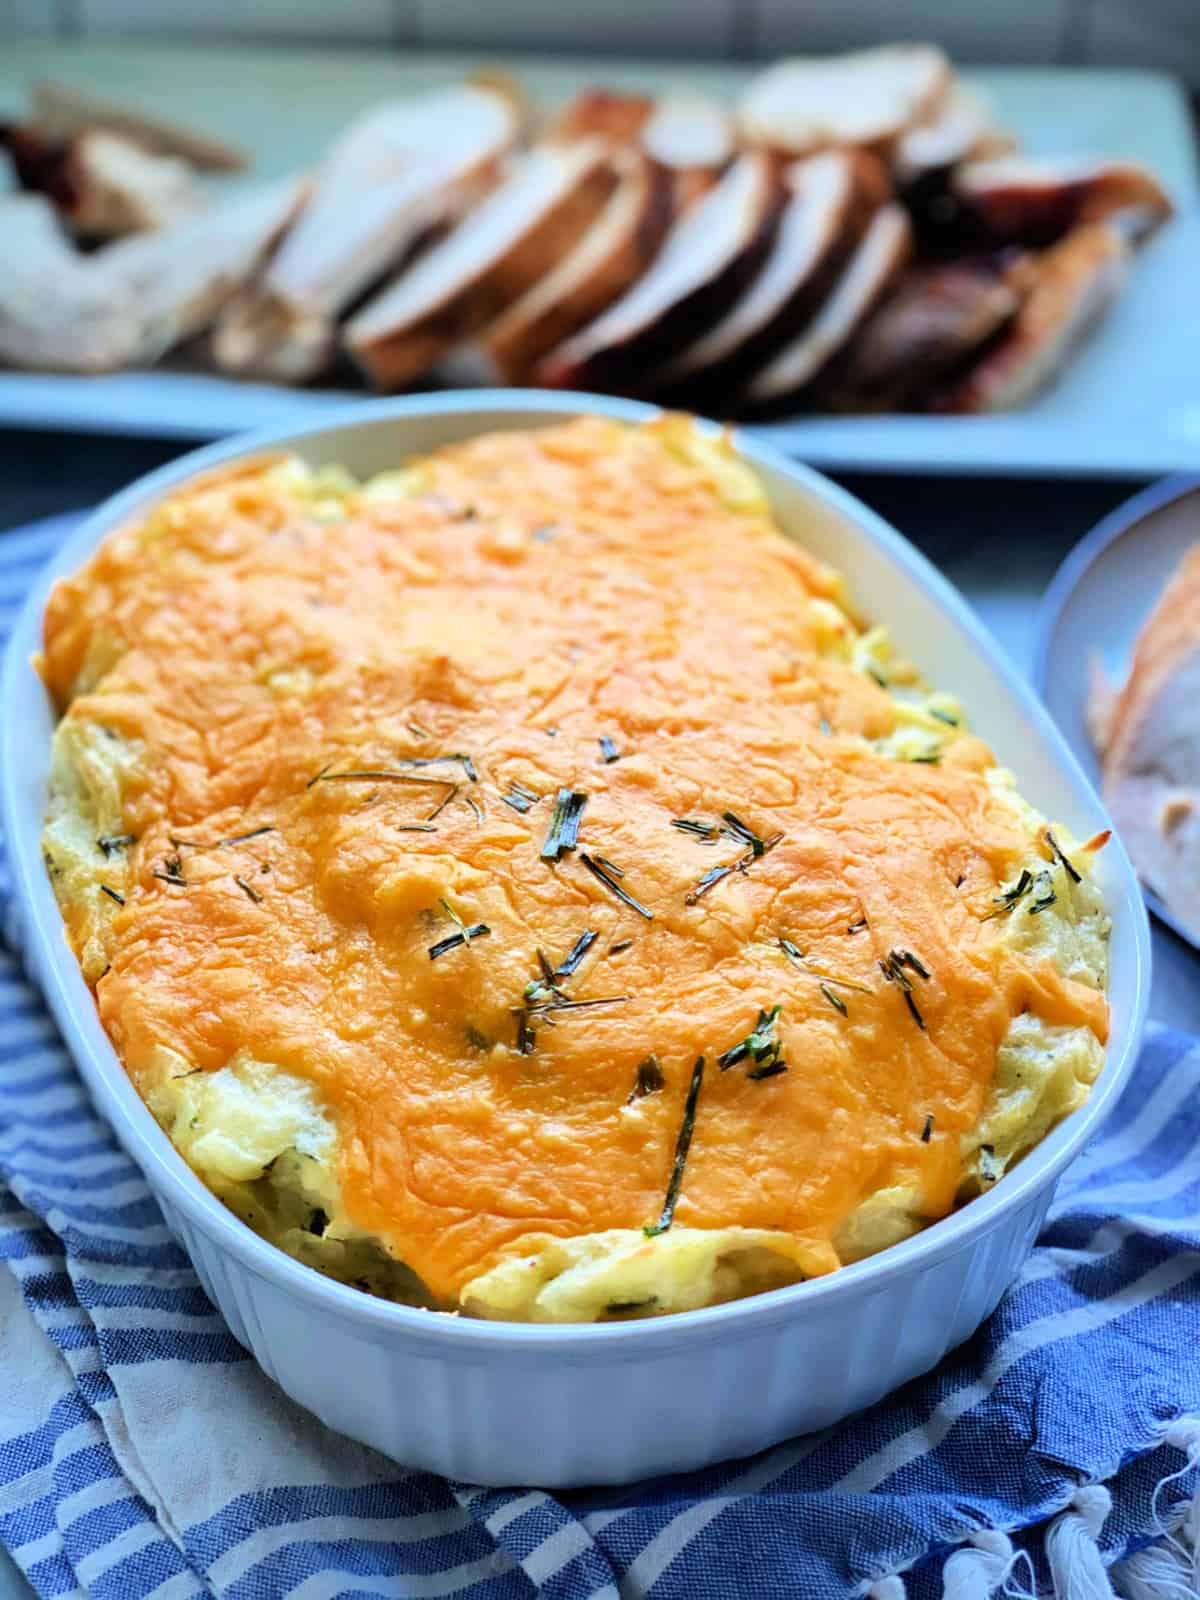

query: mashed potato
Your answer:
[41,417,1109,1321]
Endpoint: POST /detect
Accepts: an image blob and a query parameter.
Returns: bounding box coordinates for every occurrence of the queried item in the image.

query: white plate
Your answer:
[1,44,1198,476]
[1,391,1151,1485]
[1035,474,1200,947]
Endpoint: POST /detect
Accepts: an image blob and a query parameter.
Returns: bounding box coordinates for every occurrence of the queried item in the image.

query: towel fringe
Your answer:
[867,1577,908,1599]
[1046,1485,1117,1600]
[942,1529,1036,1600]
[1113,1419,1200,1599]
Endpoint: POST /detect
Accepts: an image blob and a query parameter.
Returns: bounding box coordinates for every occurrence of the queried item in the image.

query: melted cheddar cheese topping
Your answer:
[41,417,1109,1319]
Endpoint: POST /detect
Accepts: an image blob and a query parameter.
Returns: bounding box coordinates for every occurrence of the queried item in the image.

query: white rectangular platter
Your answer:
[1,42,1198,477]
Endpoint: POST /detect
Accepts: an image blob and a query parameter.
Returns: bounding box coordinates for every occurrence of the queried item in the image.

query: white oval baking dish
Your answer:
[1,392,1151,1488]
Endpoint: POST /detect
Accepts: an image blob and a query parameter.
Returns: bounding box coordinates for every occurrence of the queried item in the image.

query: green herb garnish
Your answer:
[748,1061,789,1082]
[99,884,125,905]
[779,938,872,994]
[407,722,430,741]
[685,863,734,903]
[644,1055,705,1237]
[978,1144,1003,1183]
[605,1296,658,1314]
[921,1114,934,1143]
[629,1055,665,1103]
[1029,890,1057,914]
[308,767,451,791]
[847,917,868,934]
[500,781,541,814]
[721,811,768,857]
[220,825,277,847]
[609,938,634,955]
[391,753,479,783]
[234,874,263,905]
[513,1009,536,1054]
[879,952,926,1028]
[672,818,721,841]
[1045,830,1082,883]
[429,923,491,960]
[719,1005,784,1072]
[866,664,889,688]
[599,735,620,763]
[579,851,654,919]
[425,784,459,822]
[929,707,959,726]
[555,929,597,979]
[97,833,135,856]
[541,789,588,861]
[981,868,1035,920]
[910,752,942,765]
[465,795,484,824]
[820,984,847,1016]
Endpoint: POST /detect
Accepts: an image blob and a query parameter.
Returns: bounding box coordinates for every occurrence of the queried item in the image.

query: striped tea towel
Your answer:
[2,511,1199,1600]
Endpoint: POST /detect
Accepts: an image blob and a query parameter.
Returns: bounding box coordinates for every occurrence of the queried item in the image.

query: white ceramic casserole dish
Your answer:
[1,391,1151,1488]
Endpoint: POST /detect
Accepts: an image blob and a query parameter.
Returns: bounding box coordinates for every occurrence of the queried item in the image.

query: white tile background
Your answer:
[2,0,1199,82]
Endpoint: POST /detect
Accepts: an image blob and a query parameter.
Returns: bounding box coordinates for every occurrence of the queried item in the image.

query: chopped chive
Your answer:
[234,874,263,905]
[425,784,460,822]
[555,929,597,979]
[152,869,186,888]
[387,753,479,783]
[513,1008,536,1054]
[779,937,805,965]
[609,938,633,954]
[929,707,959,726]
[395,823,437,833]
[1029,892,1057,914]
[903,991,926,1029]
[978,1144,1003,1183]
[921,1114,934,1143]
[429,924,491,960]
[748,1060,789,1082]
[685,863,734,904]
[407,722,431,741]
[308,767,452,790]
[501,780,541,814]
[99,884,125,905]
[579,852,654,919]
[910,752,942,765]
[525,994,629,1017]
[606,1296,658,1314]
[465,795,484,824]
[981,867,1036,920]
[541,789,588,861]
[719,1005,783,1072]
[847,917,868,934]
[219,825,277,847]
[644,1055,705,1237]
[593,854,623,878]
[628,1055,665,1103]
[866,664,889,687]
[721,811,768,857]
[598,735,620,763]
[779,938,872,993]
[439,896,465,931]
[1045,830,1082,883]
[820,984,847,1016]
[672,818,720,840]
[894,949,931,980]
[97,833,135,856]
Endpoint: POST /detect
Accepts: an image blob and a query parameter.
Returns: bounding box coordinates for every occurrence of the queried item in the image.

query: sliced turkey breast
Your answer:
[937,222,1129,413]
[30,77,246,172]
[952,157,1174,247]
[0,195,142,372]
[551,88,734,212]
[1093,546,1200,940]
[738,45,951,157]
[651,150,887,400]
[477,150,671,384]
[740,203,914,408]
[213,84,521,382]
[535,150,782,392]
[893,82,1014,185]
[0,123,204,238]
[813,253,1029,411]
[346,141,618,390]
[103,175,309,364]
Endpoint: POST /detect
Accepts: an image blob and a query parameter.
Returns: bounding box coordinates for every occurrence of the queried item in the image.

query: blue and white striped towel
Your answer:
[2,512,1199,1600]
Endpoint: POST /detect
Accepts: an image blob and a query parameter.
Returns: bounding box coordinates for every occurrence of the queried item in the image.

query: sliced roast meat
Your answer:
[936,221,1129,413]
[213,84,521,381]
[651,149,887,401]
[0,123,204,238]
[738,45,951,157]
[104,175,309,364]
[0,195,143,371]
[30,77,247,172]
[552,88,733,212]
[739,203,913,409]
[477,150,671,384]
[346,141,618,391]
[951,157,1174,247]
[892,82,1014,186]
[535,150,783,393]
[813,253,1029,412]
